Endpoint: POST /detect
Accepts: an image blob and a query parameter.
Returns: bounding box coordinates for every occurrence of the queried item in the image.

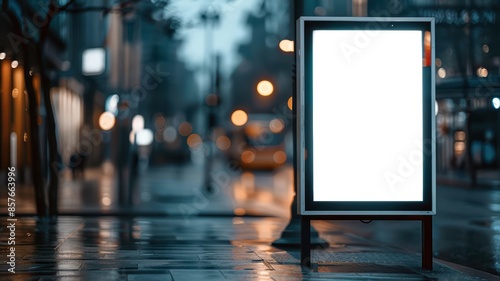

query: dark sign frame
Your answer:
[296,17,436,215]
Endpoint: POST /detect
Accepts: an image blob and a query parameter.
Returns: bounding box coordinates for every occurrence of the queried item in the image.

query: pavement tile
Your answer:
[169,269,225,281]
[127,273,173,281]
[197,252,264,261]
[81,260,138,270]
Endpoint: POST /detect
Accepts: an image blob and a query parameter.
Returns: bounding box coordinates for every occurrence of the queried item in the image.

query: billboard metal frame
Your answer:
[296,16,435,269]
[297,16,436,216]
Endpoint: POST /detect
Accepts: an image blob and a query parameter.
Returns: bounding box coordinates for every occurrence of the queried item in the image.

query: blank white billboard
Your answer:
[312,30,424,202]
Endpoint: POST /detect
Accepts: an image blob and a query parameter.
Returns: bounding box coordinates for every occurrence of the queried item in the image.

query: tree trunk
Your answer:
[22,43,48,217]
[38,22,60,217]
[42,69,60,217]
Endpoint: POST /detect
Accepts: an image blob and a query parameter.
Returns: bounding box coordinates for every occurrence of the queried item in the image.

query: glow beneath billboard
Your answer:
[312,30,424,202]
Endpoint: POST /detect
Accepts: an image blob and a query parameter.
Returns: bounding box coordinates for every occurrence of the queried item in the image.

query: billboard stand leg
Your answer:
[422,216,433,270]
[300,216,311,267]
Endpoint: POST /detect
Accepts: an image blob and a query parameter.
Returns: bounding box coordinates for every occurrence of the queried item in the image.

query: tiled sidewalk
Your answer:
[0,216,496,280]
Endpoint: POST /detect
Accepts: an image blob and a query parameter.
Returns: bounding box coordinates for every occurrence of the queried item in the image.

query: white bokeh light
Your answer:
[132,115,145,132]
[136,129,154,146]
[493,97,500,109]
[82,48,106,75]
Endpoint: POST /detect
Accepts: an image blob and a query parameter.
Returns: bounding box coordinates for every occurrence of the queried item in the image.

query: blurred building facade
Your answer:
[368,0,500,184]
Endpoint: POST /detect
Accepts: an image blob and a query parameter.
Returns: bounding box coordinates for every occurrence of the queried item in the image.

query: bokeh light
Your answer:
[241,150,255,163]
[154,115,166,129]
[256,80,274,96]
[269,118,285,133]
[492,97,500,109]
[99,112,116,131]
[216,136,231,150]
[476,67,488,78]
[136,129,154,146]
[187,133,202,148]
[435,58,442,67]
[454,142,465,155]
[314,6,327,16]
[231,110,248,126]
[205,93,219,106]
[437,68,446,78]
[273,151,287,164]
[101,197,112,207]
[106,94,119,114]
[483,44,490,53]
[287,96,293,110]
[455,131,466,141]
[129,131,136,144]
[278,39,294,52]
[163,126,177,143]
[132,115,145,132]
[178,122,193,136]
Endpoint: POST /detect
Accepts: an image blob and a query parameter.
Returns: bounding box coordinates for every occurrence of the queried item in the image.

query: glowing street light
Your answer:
[257,80,274,96]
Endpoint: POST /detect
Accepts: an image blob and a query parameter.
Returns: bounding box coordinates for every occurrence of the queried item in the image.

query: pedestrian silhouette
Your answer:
[69,152,85,179]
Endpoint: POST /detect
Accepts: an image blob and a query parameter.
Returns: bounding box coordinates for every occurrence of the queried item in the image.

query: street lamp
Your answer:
[271,0,328,251]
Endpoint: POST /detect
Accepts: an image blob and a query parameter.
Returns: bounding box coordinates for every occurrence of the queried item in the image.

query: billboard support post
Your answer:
[422,216,433,269]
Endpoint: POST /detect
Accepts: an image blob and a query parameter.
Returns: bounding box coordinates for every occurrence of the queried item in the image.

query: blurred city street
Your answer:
[2,0,500,280]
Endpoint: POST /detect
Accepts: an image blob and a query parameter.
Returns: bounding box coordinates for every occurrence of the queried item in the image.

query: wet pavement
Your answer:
[326,183,500,277]
[1,162,500,280]
[1,215,498,280]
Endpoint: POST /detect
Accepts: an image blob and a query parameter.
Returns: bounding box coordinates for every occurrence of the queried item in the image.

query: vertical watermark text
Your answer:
[6,167,17,273]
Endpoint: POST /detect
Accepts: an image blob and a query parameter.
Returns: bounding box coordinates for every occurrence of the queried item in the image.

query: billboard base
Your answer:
[300,215,433,270]
[272,218,328,249]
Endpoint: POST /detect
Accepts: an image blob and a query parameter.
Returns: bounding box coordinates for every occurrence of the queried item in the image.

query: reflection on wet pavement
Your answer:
[2,162,500,278]
[321,186,500,277]
[0,216,490,280]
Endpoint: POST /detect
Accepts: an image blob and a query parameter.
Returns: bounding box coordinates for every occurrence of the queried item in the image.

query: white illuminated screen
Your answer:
[312,30,424,202]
